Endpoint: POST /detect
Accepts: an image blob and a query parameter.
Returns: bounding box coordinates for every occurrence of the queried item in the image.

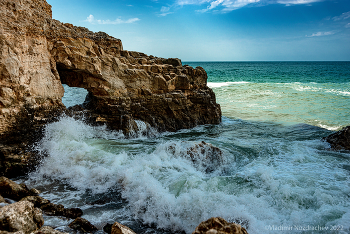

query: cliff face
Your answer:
[0,0,221,176]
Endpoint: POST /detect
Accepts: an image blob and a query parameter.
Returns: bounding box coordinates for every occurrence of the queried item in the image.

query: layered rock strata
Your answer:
[0,0,221,177]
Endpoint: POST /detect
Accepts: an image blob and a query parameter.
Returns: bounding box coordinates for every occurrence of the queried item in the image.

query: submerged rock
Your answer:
[68,217,98,233]
[192,217,248,234]
[324,126,350,151]
[167,141,225,173]
[0,201,44,234]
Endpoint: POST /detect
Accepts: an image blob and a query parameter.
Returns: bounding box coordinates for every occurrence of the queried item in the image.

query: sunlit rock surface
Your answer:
[0,0,221,177]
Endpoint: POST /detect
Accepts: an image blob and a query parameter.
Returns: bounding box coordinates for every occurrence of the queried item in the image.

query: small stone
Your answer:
[68,217,98,233]
[192,217,248,234]
[111,221,136,234]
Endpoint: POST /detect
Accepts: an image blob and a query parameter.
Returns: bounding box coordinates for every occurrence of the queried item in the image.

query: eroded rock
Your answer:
[0,0,221,177]
[111,221,136,234]
[68,217,98,233]
[0,201,44,234]
[324,126,350,151]
[167,141,225,173]
[0,177,32,201]
[33,226,68,234]
[192,217,248,234]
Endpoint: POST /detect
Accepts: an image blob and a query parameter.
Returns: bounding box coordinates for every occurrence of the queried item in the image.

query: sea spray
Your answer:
[23,115,350,234]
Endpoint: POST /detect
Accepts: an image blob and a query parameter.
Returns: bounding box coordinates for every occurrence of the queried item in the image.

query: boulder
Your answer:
[68,217,98,233]
[111,221,136,234]
[324,126,350,150]
[167,141,225,173]
[0,201,44,234]
[33,226,68,234]
[20,196,50,208]
[0,177,32,201]
[193,217,248,234]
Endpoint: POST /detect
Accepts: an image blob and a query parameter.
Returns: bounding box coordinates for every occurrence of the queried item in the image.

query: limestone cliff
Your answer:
[0,0,221,176]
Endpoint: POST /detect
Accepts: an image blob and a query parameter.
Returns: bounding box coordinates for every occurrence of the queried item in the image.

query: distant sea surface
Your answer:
[18,62,350,234]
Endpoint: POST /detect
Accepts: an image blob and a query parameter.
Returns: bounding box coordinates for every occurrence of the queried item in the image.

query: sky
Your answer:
[46,0,350,61]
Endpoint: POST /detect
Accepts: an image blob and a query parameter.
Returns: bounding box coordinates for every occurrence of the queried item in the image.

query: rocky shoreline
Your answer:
[1,0,349,233]
[0,176,249,234]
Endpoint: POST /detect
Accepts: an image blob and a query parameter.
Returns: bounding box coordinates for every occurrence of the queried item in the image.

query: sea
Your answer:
[17,62,350,234]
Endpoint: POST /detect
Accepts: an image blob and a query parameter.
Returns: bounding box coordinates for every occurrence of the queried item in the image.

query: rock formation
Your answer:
[324,126,350,151]
[111,221,136,234]
[0,201,44,234]
[0,0,221,177]
[192,217,248,234]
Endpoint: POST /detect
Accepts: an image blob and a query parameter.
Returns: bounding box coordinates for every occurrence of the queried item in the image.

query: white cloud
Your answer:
[159,6,174,16]
[332,11,350,21]
[84,15,140,24]
[175,0,322,12]
[346,23,350,28]
[307,31,335,37]
[276,0,322,5]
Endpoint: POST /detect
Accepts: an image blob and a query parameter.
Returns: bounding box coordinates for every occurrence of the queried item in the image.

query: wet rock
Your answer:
[33,226,68,234]
[111,221,136,234]
[21,197,82,219]
[0,177,32,201]
[68,217,98,233]
[103,223,113,234]
[0,195,5,203]
[63,208,83,219]
[324,126,350,150]
[192,217,248,234]
[20,196,50,208]
[0,201,44,234]
[167,141,225,173]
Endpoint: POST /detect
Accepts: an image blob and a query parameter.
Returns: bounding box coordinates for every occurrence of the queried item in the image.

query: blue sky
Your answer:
[47,0,350,61]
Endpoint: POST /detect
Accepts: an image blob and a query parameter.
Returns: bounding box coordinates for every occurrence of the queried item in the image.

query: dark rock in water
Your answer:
[192,217,248,234]
[20,196,50,208]
[40,203,65,216]
[103,223,113,234]
[324,126,350,150]
[167,141,225,173]
[68,217,98,233]
[0,177,33,201]
[0,201,44,234]
[63,208,83,219]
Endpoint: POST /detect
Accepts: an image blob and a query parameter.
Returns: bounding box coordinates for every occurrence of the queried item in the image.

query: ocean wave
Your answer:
[208,81,249,88]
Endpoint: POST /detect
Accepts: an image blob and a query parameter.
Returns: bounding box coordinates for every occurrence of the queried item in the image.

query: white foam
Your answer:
[208,81,249,88]
[28,117,350,234]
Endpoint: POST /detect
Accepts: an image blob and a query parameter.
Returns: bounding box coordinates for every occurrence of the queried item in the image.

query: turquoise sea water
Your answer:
[18,62,350,234]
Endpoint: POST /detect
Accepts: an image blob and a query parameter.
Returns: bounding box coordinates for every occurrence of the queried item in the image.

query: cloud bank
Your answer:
[85,15,140,24]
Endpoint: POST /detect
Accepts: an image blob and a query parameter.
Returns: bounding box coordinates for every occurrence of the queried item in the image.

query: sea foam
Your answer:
[26,116,350,234]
